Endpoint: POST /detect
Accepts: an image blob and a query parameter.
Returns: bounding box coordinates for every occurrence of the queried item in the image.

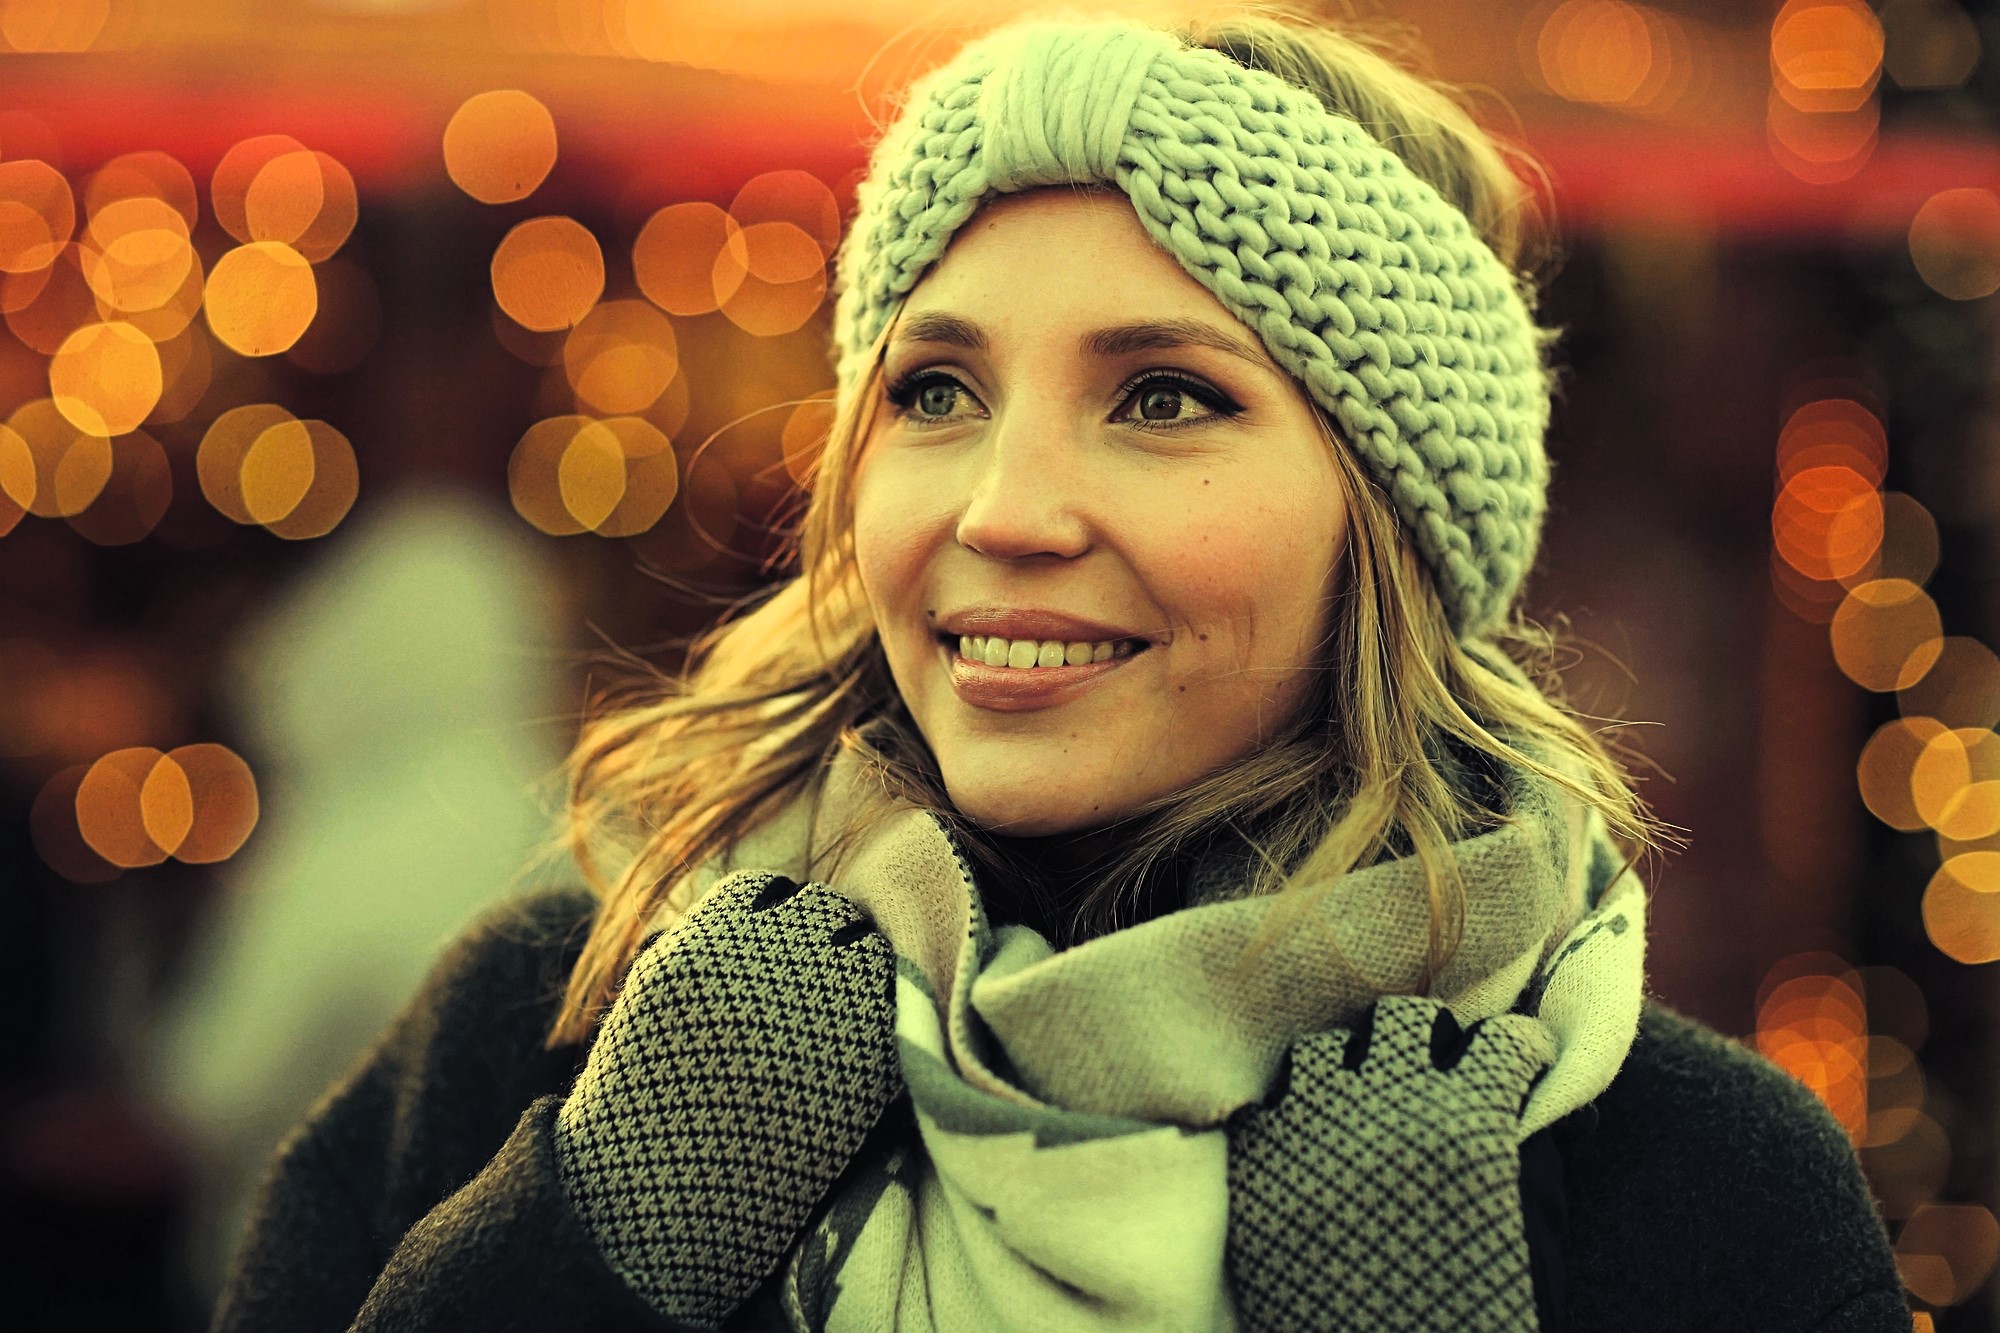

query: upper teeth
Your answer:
[957,635,1135,668]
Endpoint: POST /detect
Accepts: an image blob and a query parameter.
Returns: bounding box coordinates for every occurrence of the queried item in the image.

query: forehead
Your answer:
[897,187,1242,329]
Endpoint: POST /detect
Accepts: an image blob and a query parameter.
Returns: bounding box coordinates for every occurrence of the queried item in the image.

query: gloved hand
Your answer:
[1224,994,1557,1333]
[552,870,904,1329]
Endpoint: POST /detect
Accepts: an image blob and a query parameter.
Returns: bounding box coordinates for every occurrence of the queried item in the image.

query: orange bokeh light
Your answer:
[0,159,74,274]
[48,320,161,437]
[444,89,559,205]
[205,241,317,356]
[84,150,199,233]
[492,216,603,332]
[634,201,738,317]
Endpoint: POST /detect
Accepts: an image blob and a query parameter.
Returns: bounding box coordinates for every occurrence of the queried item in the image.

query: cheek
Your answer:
[851,466,932,613]
[1156,498,1340,673]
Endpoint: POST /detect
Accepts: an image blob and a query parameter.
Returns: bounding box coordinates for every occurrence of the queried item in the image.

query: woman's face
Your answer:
[851,189,1347,836]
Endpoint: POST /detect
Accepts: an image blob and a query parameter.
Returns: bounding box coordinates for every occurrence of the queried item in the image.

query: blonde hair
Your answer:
[541,7,1669,1050]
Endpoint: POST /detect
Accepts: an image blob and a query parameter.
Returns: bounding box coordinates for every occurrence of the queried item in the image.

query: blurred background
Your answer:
[0,0,1996,1327]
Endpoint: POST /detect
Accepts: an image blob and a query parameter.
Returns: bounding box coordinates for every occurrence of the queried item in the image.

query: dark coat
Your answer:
[211,886,1913,1332]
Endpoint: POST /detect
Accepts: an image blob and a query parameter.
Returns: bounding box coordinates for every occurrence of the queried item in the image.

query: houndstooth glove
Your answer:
[1224,994,1557,1333]
[551,870,904,1329]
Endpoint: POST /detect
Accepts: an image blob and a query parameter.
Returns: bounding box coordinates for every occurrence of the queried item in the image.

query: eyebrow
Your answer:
[893,311,1271,369]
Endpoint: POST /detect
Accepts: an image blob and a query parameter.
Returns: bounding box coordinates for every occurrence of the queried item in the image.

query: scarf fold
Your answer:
[670,738,1649,1331]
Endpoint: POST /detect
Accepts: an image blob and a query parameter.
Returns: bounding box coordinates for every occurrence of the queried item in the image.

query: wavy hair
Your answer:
[541,7,1672,1050]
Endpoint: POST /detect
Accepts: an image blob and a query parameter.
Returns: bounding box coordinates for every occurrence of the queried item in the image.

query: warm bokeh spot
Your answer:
[730,170,841,258]
[1911,727,2000,841]
[633,201,737,317]
[1778,396,1888,486]
[69,743,258,868]
[164,742,260,862]
[1922,851,2000,964]
[7,397,109,518]
[1842,491,1941,589]
[198,403,296,524]
[205,241,317,356]
[108,246,204,344]
[83,196,196,315]
[492,216,603,332]
[75,745,171,868]
[509,414,678,536]
[444,89,559,204]
[1899,636,2000,731]
[238,417,317,527]
[1533,0,1686,110]
[0,158,73,273]
[1829,578,1943,691]
[211,134,309,245]
[83,150,199,232]
[590,416,678,537]
[233,417,359,539]
[1771,0,1884,112]
[1858,716,1949,831]
[1755,957,1867,1140]
[1895,1202,2000,1308]
[49,320,162,436]
[1909,187,2000,301]
[245,150,358,262]
[1775,465,1882,582]
[563,299,679,415]
[65,429,171,546]
[713,220,827,337]
[6,243,98,355]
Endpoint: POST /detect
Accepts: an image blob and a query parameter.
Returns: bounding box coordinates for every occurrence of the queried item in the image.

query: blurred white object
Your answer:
[141,483,571,1304]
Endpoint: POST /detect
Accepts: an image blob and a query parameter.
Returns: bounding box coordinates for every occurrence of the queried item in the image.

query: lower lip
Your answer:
[941,642,1147,711]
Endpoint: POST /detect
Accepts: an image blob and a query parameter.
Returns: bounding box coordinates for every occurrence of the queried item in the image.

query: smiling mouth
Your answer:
[934,631,1153,667]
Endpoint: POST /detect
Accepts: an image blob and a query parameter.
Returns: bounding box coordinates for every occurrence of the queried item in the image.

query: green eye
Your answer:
[917,381,959,417]
[1137,385,1183,420]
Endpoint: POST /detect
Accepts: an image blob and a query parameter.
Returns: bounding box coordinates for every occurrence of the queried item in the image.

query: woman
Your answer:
[213,12,1911,1332]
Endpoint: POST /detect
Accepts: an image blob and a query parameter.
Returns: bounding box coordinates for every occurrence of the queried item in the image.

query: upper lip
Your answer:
[935,607,1158,645]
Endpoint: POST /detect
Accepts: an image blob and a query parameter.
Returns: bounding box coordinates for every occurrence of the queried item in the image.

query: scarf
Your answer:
[663,735,1649,1331]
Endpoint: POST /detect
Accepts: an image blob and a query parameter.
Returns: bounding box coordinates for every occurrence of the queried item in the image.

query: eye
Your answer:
[1115,373,1241,430]
[886,370,981,424]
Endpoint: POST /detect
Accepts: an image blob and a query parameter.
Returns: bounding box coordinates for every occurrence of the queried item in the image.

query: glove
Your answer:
[552,871,904,1328]
[1224,994,1557,1333]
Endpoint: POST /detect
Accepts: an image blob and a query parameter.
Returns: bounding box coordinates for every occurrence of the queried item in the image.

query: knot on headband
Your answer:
[979,21,1170,189]
[833,18,1554,639]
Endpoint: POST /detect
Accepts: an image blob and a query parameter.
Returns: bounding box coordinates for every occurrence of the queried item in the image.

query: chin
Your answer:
[941,776,1127,838]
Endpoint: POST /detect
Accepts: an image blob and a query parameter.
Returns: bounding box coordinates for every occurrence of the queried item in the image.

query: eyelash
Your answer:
[882,368,1244,433]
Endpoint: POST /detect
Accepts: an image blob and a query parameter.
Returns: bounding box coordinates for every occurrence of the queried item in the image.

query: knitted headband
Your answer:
[829,17,1554,639]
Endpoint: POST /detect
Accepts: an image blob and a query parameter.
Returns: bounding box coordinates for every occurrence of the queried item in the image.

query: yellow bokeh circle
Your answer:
[49,321,162,436]
[205,242,318,356]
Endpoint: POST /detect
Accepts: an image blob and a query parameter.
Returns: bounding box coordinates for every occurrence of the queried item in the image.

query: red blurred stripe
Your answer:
[6,79,1998,237]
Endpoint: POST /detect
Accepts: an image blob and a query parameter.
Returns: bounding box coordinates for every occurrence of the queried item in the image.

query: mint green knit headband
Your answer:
[830,18,1554,639]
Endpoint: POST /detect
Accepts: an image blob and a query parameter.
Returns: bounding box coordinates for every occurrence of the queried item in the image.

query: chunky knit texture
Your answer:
[1225,996,1555,1331]
[831,18,1553,636]
[552,872,902,1326]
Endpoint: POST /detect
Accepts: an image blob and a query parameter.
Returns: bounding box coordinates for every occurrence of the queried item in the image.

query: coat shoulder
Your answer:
[1559,999,1908,1332]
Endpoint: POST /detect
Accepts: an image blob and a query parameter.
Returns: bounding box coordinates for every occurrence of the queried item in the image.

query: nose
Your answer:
[952,406,1092,562]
